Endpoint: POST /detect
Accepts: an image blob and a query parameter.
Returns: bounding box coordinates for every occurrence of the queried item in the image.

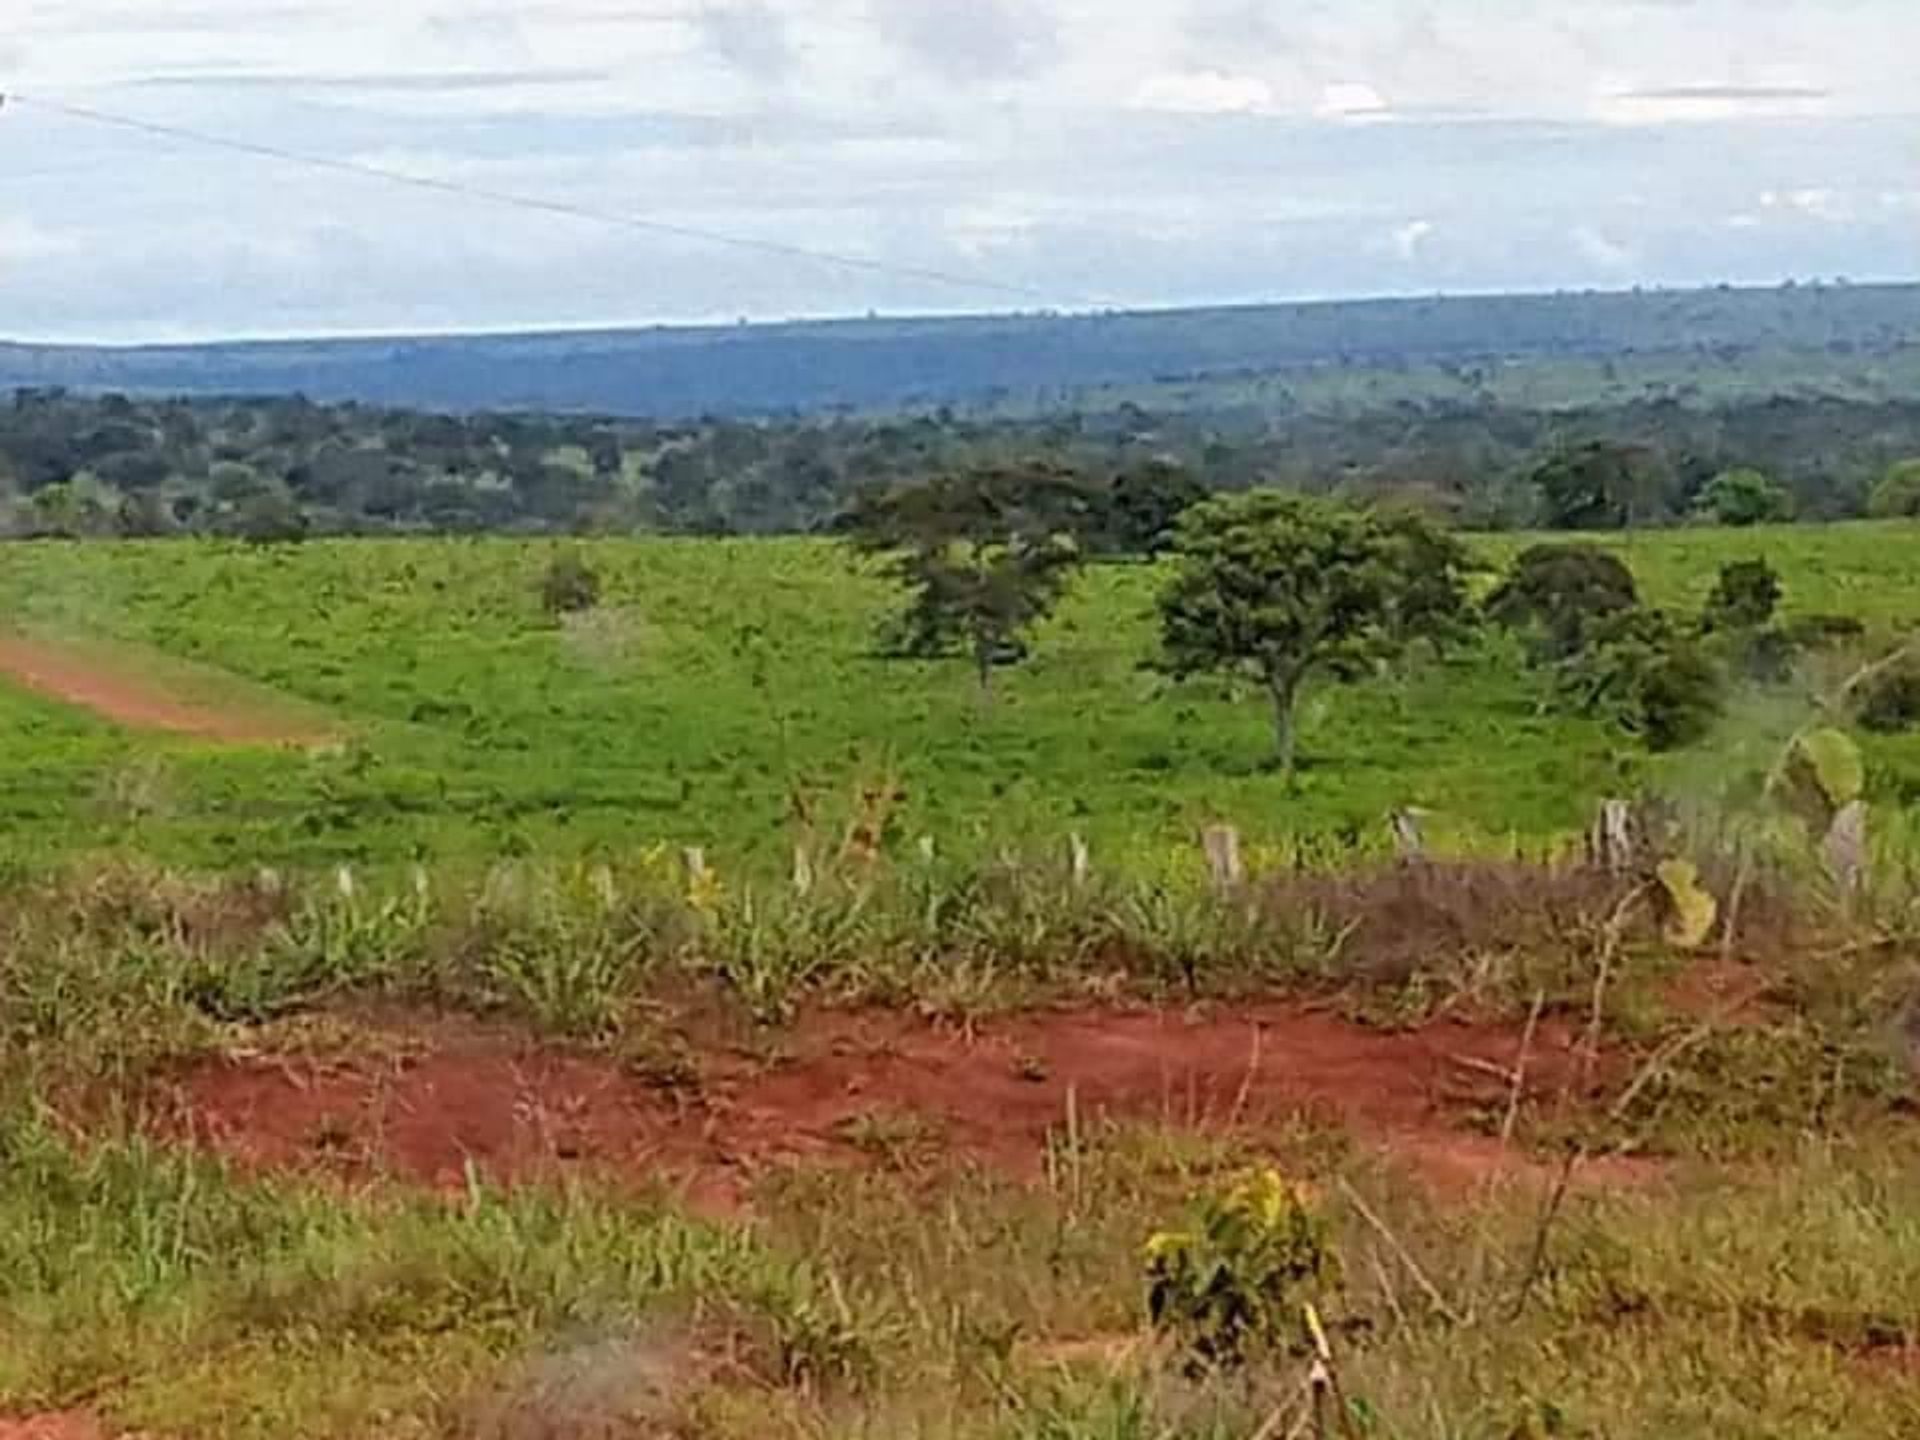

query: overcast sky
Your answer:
[3,0,1916,341]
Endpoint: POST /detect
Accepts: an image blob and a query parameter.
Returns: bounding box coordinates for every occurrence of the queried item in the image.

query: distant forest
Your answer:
[5,384,1920,540]
[4,281,1918,417]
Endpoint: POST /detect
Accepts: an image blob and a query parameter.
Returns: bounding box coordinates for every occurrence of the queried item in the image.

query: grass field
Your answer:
[2,524,1919,871]
[7,527,1920,1435]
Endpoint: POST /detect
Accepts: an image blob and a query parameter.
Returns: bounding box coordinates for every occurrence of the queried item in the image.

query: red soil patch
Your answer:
[0,633,322,745]
[146,1003,1648,1204]
[0,1414,105,1440]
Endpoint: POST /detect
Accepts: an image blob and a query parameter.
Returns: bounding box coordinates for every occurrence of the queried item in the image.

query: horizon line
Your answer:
[3,274,1912,352]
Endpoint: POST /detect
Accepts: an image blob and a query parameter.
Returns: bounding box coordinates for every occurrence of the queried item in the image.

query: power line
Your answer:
[2,91,1116,312]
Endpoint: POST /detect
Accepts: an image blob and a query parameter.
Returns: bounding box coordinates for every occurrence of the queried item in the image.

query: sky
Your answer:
[2,0,1916,341]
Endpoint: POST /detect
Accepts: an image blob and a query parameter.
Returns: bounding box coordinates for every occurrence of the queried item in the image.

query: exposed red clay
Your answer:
[0,633,324,745]
[0,1414,105,1440]
[146,1002,1653,1205]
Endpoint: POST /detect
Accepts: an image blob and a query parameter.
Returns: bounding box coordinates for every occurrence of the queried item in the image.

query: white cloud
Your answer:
[1572,225,1634,271]
[1133,68,1272,114]
[1761,188,1856,223]
[1,0,1916,340]
[1316,81,1390,120]
[1389,219,1434,261]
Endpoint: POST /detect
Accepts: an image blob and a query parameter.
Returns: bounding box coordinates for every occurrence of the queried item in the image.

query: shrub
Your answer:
[1557,609,1724,750]
[1867,459,1920,519]
[1488,543,1640,660]
[1700,558,1783,633]
[1857,658,1920,734]
[1696,468,1793,526]
[540,550,602,616]
[1144,1170,1338,1369]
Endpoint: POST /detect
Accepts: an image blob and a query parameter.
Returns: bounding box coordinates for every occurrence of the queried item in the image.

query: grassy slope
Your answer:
[1,523,1918,869]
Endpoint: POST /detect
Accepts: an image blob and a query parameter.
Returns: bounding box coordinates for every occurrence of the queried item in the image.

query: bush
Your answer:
[1867,459,1920,519]
[540,550,602,616]
[1558,609,1725,750]
[1488,543,1640,660]
[1696,468,1794,526]
[1857,658,1920,734]
[1700,558,1782,633]
[1144,1170,1338,1369]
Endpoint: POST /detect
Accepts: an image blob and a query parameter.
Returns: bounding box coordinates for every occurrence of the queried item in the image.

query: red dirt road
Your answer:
[151,1003,1645,1204]
[0,633,322,744]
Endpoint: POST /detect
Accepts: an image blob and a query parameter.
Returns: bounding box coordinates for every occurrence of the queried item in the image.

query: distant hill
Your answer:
[3,282,1918,419]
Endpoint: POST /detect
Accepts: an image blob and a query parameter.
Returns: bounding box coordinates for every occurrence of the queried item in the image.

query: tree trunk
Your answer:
[1268,671,1299,780]
[973,634,994,697]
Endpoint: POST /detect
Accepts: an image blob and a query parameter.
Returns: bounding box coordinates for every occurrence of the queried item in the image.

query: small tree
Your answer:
[1487,544,1639,661]
[845,463,1090,691]
[1697,468,1793,526]
[1700,558,1782,633]
[1155,490,1473,775]
[539,549,602,616]
[1868,459,1920,519]
[1530,440,1672,530]
[1557,609,1724,751]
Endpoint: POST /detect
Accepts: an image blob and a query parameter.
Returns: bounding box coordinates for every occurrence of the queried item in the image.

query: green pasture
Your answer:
[2,523,1918,871]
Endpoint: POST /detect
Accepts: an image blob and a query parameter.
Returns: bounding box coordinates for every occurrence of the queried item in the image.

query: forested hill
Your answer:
[4,282,1918,419]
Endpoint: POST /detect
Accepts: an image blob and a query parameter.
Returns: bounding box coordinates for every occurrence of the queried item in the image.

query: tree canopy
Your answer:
[1155,491,1474,774]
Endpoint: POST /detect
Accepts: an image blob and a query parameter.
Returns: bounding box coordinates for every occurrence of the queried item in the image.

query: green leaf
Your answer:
[1794,728,1865,809]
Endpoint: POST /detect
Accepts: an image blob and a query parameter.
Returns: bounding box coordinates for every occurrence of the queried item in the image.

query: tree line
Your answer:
[6,387,1920,541]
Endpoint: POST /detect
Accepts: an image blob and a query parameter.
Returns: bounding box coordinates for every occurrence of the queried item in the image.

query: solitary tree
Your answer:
[1696,468,1793,526]
[844,463,1090,692]
[1155,490,1474,775]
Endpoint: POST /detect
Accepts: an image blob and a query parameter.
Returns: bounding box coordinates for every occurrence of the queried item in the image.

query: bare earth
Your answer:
[0,633,322,745]
[144,1002,1659,1210]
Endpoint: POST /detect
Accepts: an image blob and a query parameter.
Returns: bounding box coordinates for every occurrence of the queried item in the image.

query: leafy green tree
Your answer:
[1696,468,1793,526]
[1868,459,1920,519]
[1487,544,1640,660]
[1102,460,1207,558]
[230,486,308,545]
[845,463,1091,691]
[1155,490,1474,775]
[1530,440,1672,529]
[1556,609,1724,751]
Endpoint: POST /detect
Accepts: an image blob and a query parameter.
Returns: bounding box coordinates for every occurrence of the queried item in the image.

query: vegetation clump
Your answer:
[1155,490,1474,775]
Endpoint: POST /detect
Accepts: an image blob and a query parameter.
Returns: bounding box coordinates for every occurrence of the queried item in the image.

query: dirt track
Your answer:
[151,1002,1656,1207]
[0,633,322,744]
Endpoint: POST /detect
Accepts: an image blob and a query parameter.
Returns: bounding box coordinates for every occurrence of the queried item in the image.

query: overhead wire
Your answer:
[0,90,1118,313]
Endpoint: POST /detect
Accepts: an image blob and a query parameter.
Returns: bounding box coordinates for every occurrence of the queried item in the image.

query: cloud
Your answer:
[874,0,1057,82]
[1133,69,1272,114]
[130,68,612,92]
[1390,219,1434,261]
[3,1,1917,340]
[1572,225,1634,270]
[1760,188,1855,223]
[1317,82,1391,120]
[694,3,794,83]
[0,220,69,265]
[1615,84,1831,102]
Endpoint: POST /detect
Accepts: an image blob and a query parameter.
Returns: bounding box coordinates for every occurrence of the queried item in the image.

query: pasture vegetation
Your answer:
[2,522,1920,871]
[6,513,1920,1436]
[2,834,1920,1437]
